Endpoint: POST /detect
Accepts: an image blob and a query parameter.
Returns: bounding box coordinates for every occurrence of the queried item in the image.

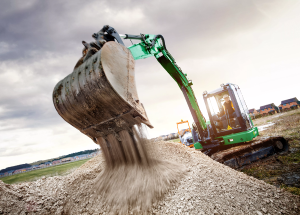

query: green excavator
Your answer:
[53,25,288,169]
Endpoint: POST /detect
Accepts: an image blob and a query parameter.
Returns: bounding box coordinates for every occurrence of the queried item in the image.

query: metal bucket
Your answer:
[53,42,153,143]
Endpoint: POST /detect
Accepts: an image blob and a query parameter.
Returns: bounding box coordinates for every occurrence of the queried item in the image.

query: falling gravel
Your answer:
[88,126,186,214]
[1,140,299,214]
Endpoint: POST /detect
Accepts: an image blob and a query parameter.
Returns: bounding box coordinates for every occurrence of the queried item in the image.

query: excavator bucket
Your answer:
[53,42,153,167]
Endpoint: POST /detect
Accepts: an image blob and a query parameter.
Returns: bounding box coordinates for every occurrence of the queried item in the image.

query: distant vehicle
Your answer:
[176,120,194,148]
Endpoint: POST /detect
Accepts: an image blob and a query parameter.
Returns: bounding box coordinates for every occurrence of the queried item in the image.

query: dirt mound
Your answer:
[63,160,185,214]
[1,140,300,214]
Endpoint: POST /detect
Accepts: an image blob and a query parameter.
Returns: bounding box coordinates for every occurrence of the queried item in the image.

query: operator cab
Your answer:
[203,83,253,138]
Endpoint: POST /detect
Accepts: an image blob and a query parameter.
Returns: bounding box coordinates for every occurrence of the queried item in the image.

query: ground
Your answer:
[1,140,299,214]
[241,109,300,196]
[169,138,180,143]
[0,158,90,184]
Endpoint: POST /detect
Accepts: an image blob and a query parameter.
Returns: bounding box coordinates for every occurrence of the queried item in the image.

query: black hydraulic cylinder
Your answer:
[124,34,142,40]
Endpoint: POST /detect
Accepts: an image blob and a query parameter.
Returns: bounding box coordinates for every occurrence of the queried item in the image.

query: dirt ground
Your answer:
[241,109,300,196]
[1,139,300,214]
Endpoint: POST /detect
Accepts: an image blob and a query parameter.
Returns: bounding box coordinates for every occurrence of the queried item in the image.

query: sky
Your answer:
[0,0,300,170]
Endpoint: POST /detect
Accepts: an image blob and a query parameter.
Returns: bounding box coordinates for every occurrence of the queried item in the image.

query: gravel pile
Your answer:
[1,140,299,214]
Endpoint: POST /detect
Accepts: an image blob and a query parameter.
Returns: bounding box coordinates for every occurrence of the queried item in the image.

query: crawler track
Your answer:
[209,136,289,169]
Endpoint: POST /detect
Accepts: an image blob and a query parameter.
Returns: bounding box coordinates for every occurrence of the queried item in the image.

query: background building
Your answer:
[259,103,279,116]
[249,108,259,118]
[279,97,300,112]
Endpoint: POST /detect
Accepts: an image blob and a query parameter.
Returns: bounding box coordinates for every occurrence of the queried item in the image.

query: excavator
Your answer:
[177,120,194,148]
[53,25,289,169]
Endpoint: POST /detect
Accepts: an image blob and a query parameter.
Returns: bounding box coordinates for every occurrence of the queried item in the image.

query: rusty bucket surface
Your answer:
[53,42,152,144]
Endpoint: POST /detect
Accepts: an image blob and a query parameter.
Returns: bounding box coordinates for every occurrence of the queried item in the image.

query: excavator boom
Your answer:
[124,33,207,140]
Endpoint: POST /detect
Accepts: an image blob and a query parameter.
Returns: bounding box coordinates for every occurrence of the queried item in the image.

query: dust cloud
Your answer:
[87,124,186,213]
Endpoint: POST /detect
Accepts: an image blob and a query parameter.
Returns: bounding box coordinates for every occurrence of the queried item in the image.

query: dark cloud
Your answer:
[0,0,269,61]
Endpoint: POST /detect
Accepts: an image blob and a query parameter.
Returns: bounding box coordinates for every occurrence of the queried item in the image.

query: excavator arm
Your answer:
[121,33,207,140]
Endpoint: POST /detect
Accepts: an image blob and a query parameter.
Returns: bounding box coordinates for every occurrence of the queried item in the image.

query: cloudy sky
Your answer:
[0,0,299,170]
